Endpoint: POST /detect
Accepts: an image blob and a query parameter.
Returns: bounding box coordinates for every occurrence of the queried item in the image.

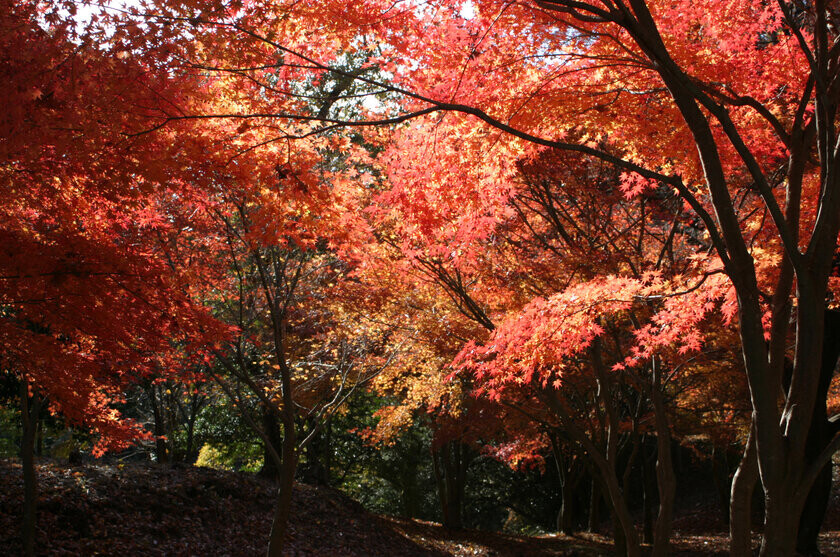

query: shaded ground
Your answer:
[1,459,839,555]
[0,459,437,556]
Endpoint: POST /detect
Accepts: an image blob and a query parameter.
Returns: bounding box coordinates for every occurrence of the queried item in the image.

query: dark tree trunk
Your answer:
[642,442,656,544]
[608,498,627,557]
[557,463,581,534]
[400,460,421,518]
[651,359,676,557]
[797,460,832,555]
[323,419,332,484]
[711,443,731,526]
[551,436,581,534]
[265,313,299,557]
[760,487,800,557]
[266,413,296,557]
[35,415,43,458]
[184,390,204,463]
[185,407,197,463]
[432,439,471,529]
[148,384,168,464]
[795,309,840,554]
[730,430,758,557]
[588,475,601,533]
[299,417,330,486]
[20,383,42,557]
[585,462,636,557]
[260,409,284,481]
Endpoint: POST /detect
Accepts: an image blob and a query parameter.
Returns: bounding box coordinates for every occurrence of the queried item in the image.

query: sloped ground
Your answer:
[0,459,609,556]
[0,459,440,556]
[1,459,839,556]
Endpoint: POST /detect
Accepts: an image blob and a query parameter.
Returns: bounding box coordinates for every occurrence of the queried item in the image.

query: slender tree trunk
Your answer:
[300,417,330,486]
[551,435,578,534]
[642,446,656,544]
[260,410,283,481]
[184,391,204,463]
[20,383,41,557]
[598,459,639,557]
[185,410,197,463]
[266,411,297,557]
[588,476,601,532]
[730,429,758,557]
[651,359,675,557]
[322,419,332,485]
[148,385,168,464]
[559,482,576,534]
[400,460,420,518]
[447,442,464,529]
[557,457,581,535]
[432,440,467,529]
[35,415,43,457]
[584,339,640,556]
[711,443,731,526]
[432,443,450,526]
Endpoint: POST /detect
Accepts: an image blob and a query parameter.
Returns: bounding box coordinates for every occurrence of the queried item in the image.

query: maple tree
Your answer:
[341,3,838,555]
[0,1,230,553]
[128,49,404,554]
[371,123,744,555]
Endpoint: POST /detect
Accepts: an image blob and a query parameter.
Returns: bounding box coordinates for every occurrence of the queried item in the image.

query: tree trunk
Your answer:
[730,429,758,557]
[266,411,297,557]
[559,476,578,534]
[642,442,657,544]
[148,384,168,464]
[651,359,675,557]
[400,461,421,518]
[797,460,832,555]
[711,443,731,526]
[588,476,601,532]
[760,486,800,557]
[323,419,332,485]
[551,436,579,534]
[597,460,639,557]
[185,410,197,463]
[796,309,840,554]
[299,417,330,486]
[794,412,834,556]
[35,414,43,458]
[184,391,203,463]
[432,444,449,525]
[607,496,627,557]
[20,383,42,557]
[432,439,470,529]
[260,409,284,481]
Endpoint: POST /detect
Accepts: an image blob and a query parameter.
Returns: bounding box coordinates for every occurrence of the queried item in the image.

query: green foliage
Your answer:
[464,455,561,533]
[195,443,264,472]
[191,397,263,466]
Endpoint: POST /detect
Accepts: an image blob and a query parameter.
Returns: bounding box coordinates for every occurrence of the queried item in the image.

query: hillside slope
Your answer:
[0,459,443,556]
[0,460,617,556]
[2,459,839,556]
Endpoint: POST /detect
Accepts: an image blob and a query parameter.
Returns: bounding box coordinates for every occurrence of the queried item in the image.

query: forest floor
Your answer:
[0,458,839,556]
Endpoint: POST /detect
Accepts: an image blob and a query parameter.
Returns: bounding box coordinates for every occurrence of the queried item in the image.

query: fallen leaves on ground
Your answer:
[2,459,840,556]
